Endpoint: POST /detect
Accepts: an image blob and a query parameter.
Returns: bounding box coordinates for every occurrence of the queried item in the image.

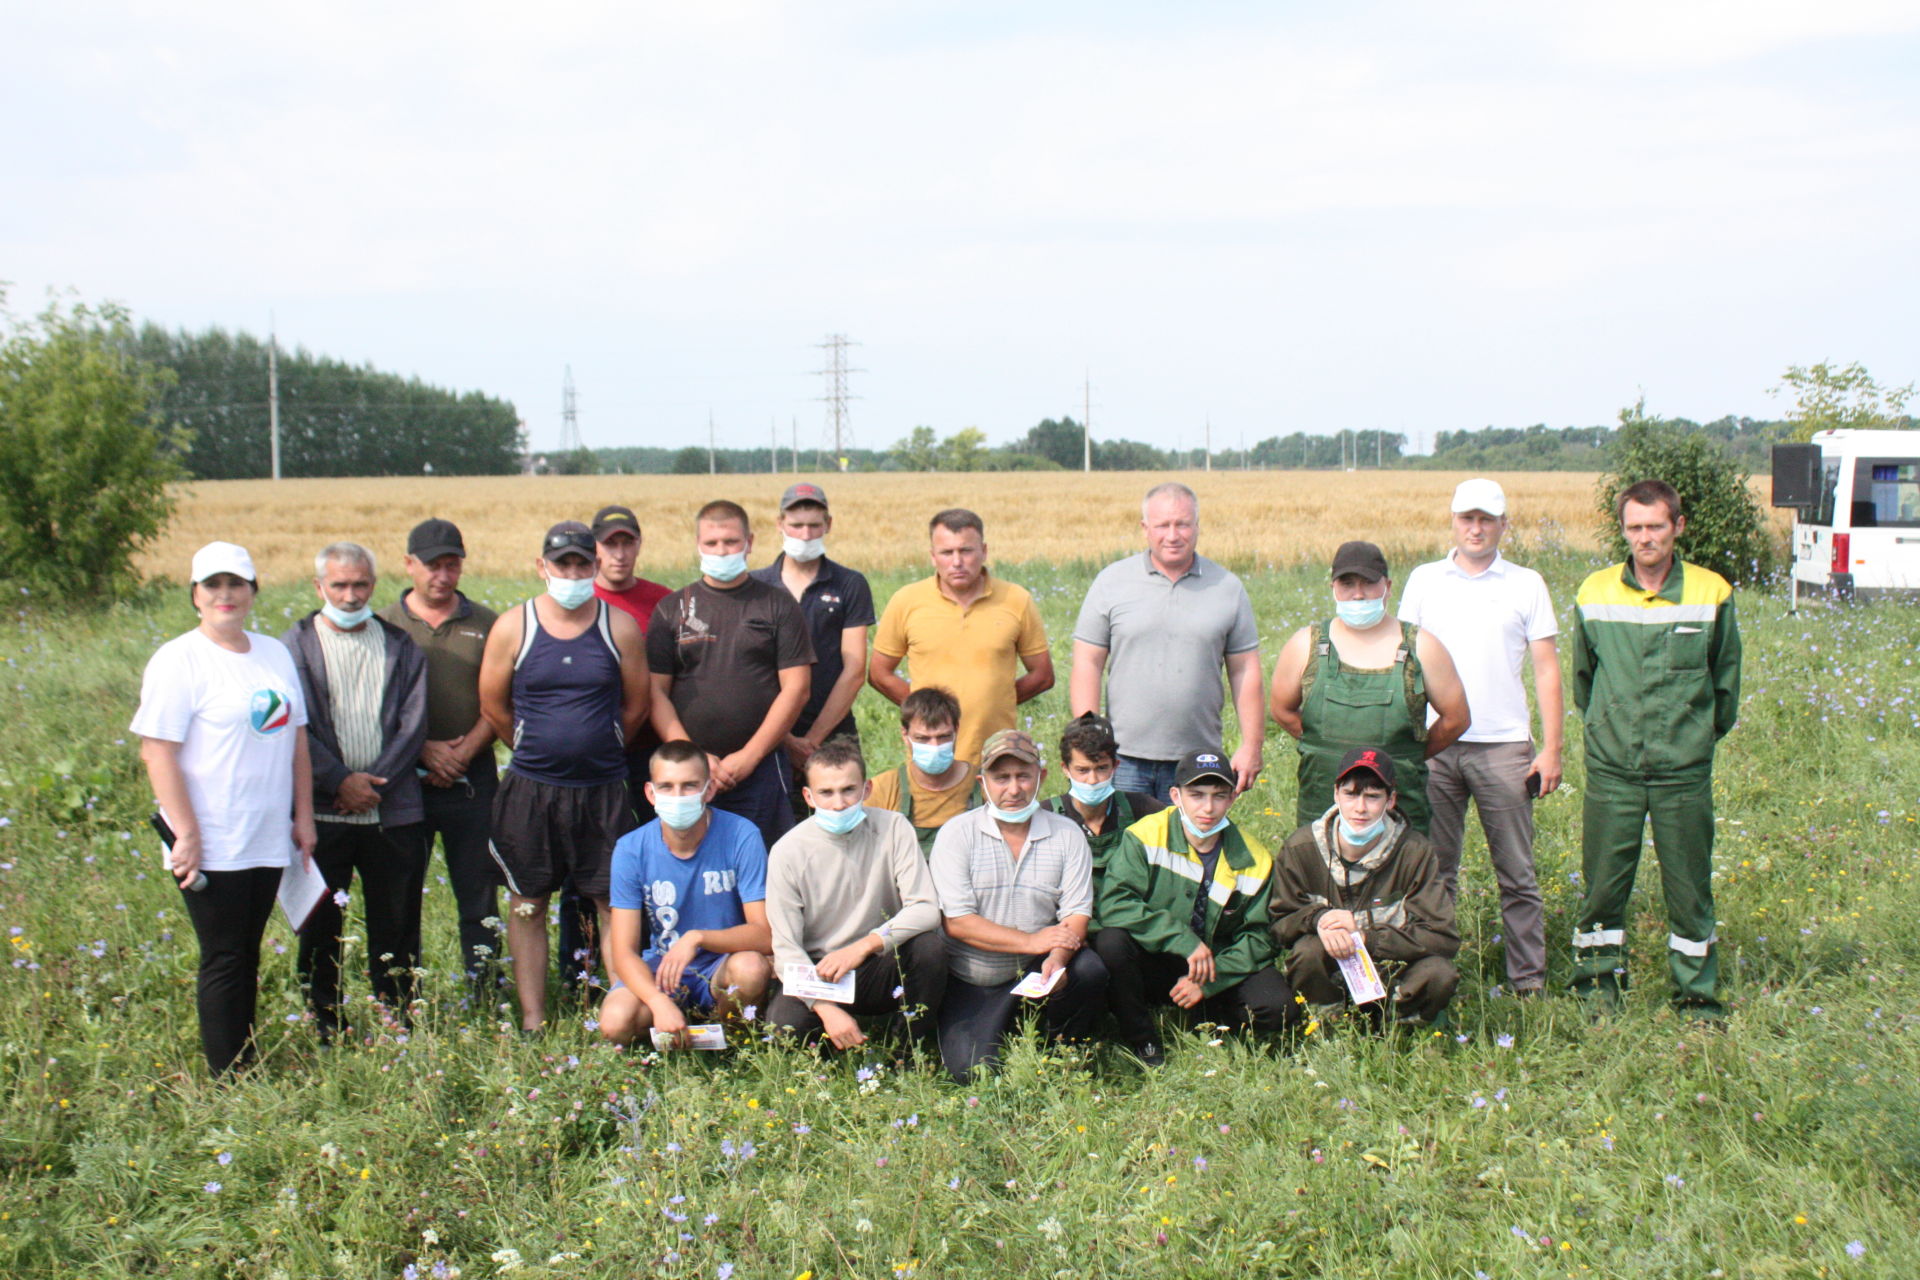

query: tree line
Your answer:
[126,325,524,479]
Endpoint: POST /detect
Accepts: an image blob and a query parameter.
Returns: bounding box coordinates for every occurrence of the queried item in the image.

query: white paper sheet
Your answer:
[278,855,330,932]
[781,963,856,1002]
[1336,937,1388,1005]
[1010,967,1065,999]
[650,1023,727,1051]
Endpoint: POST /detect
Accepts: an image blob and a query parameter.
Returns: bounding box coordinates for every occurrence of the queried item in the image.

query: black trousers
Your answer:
[180,867,281,1075]
[937,949,1109,1083]
[768,929,948,1045]
[419,781,501,997]
[1092,926,1298,1045]
[297,821,428,1034]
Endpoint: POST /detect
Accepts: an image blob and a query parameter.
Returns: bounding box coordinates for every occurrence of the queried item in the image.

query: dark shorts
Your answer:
[487,771,634,901]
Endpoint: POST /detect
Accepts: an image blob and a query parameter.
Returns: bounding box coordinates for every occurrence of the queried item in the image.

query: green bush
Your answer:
[0,293,181,599]
[1596,398,1775,585]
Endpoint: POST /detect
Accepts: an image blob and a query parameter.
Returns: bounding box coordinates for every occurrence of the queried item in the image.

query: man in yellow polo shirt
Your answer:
[870,508,1054,766]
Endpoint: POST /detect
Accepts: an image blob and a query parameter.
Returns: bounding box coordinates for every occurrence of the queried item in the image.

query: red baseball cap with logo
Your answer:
[1335,746,1397,790]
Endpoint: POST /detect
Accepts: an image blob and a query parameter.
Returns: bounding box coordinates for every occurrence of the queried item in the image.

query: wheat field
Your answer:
[139,470,1638,585]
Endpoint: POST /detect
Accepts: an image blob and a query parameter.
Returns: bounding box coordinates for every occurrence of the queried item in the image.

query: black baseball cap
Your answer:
[591,505,641,540]
[1174,748,1235,789]
[1335,746,1397,790]
[541,520,596,562]
[406,517,465,562]
[1330,540,1389,582]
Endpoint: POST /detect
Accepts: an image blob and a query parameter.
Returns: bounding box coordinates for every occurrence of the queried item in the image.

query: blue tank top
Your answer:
[507,600,626,785]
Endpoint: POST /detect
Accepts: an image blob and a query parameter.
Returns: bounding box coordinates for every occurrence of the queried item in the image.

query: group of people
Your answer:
[132,475,1741,1078]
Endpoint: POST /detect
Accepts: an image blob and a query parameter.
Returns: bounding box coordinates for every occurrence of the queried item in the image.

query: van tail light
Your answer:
[1831,532,1851,574]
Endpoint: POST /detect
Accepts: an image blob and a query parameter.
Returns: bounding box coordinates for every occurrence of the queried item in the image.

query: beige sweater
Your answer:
[765,807,942,1005]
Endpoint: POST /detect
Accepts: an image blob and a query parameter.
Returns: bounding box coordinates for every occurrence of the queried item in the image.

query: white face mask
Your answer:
[546,574,595,609]
[700,551,749,582]
[783,535,825,563]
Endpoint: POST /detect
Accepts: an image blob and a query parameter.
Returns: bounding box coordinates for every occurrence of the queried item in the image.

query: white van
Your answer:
[1773,428,1920,600]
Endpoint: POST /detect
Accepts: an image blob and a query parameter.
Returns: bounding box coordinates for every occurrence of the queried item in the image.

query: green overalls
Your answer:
[1043,790,1147,931]
[1294,620,1431,833]
[897,763,983,857]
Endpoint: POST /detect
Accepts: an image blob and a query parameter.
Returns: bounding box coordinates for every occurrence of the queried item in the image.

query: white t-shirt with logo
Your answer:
[129,630,309,871]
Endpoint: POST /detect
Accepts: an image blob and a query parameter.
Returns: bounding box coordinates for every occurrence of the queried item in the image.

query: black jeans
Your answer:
[1093,927,1298,1047]
[768,929,948,1045]
[937,949,1109,1083]
[419,781,500,998]
[297,822,428,1035]
[180,867,281,1075]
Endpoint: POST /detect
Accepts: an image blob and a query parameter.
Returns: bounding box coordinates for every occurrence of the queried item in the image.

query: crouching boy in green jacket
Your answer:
[1092,749,1297,1067]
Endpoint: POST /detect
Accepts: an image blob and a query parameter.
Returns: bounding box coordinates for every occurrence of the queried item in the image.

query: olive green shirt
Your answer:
[379,589,498,785]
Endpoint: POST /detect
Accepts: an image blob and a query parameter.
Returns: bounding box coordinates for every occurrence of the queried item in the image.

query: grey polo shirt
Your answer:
[928,806,1094,986]
[1073,552,1259,762]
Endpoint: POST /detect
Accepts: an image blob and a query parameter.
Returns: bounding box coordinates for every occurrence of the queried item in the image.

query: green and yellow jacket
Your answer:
[1571,558,1741,776]
[1095,808,1278,997]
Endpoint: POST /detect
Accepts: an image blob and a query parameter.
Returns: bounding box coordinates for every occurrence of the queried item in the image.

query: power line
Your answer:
[815,334,863,471]
[558,366,581,453]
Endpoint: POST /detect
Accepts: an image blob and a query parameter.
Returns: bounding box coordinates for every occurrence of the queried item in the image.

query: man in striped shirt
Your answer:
[284,541,429,1041]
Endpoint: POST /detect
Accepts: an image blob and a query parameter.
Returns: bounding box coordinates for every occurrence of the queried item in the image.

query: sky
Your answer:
[4,1,1917,458]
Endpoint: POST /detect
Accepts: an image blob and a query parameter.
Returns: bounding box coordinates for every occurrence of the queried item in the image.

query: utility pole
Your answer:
[559,366,581,455]
[1204,417,1212,472]
[267,317,281,481]
[708,410,716,475]
[791,417,799,474]
[1376,429,1382,469]
[1082,372,1092,472]
[815,334,863,471]
[770,417,777,474]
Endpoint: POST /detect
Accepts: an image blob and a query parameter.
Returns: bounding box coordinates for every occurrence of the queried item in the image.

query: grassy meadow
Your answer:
[3,474,1914,1278]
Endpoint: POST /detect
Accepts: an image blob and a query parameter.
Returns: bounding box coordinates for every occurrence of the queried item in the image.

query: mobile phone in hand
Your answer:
[152,813,208,892]
[1525,771,1543,800]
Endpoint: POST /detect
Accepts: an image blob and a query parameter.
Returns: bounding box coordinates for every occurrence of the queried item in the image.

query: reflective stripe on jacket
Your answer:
[1571,559,1740,775]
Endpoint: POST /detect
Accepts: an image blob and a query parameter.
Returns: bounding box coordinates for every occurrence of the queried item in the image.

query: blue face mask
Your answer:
[987,797,1041,824]
[546,574,596,610]
[1068,777,1115,806]
[701,551,749,583]
[654,794,705,831]
[1180,811,1232,842]
[1335,595,1386,628]
[813,803,867,835]
[1338,814,1388,845]
[321,602,373,629]
[909,739,955,775]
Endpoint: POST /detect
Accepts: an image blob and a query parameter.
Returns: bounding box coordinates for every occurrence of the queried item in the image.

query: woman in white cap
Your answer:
[130,542,317,1074]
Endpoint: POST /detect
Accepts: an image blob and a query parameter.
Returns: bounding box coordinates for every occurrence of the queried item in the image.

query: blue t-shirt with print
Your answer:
[609,808,768,966]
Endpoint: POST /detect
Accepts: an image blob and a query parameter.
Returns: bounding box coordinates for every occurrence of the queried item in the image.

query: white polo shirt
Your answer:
[1397,550,1558,743]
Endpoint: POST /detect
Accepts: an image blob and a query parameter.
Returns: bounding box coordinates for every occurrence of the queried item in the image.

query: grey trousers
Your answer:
[1426,739,1546,990]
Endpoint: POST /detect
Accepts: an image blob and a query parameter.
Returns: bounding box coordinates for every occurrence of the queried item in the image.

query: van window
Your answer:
[1815,458,1842,525]
[1850,459,1920,528]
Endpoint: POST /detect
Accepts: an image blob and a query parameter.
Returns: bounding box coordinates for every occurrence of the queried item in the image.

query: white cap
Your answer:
[190,541,257,584]
[1450,478,1507,518]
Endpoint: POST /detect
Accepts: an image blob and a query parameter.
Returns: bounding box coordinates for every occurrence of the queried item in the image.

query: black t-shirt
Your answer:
[646,578,815,757]
[748,554,877,740]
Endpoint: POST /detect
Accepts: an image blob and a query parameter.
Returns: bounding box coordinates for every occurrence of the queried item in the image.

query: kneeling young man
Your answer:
[599,741,772,1046]
[1094,749,1294,1067]
[1044,712,1167,894]
[930,730,1107,1082]
[1270,747,1459,1026]
[765,738,948,1050]
[866,686,981,856]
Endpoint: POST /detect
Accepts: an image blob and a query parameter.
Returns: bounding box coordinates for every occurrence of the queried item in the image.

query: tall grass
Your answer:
[0,554,1912,1277]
